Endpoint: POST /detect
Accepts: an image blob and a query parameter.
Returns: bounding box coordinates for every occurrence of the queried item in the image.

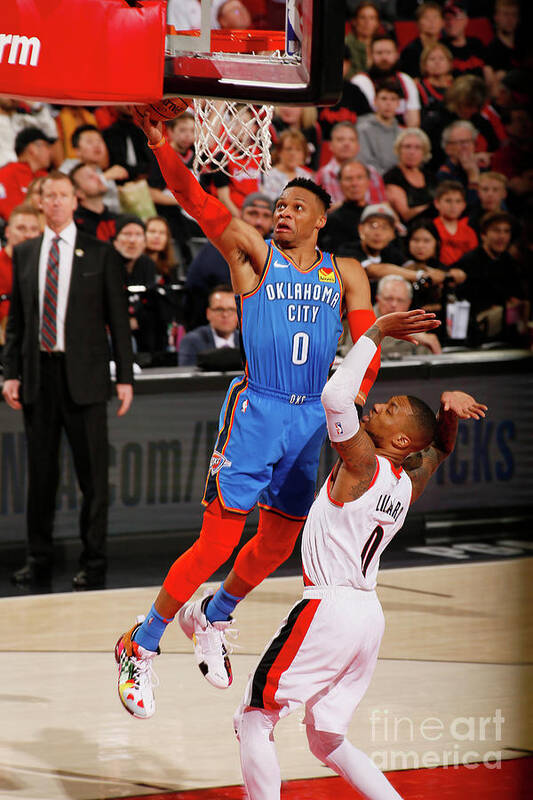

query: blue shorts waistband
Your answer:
[246,378,322,404]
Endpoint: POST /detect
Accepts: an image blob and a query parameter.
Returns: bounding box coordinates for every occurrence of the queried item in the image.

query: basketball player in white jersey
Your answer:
[234,309,487,800]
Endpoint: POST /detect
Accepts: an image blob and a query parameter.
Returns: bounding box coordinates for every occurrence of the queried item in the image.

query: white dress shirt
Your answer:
[39,221,77,352]
[212,328,236,349]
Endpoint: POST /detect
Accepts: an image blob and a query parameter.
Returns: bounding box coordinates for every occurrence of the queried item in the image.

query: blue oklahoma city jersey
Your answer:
[238,241,344,396]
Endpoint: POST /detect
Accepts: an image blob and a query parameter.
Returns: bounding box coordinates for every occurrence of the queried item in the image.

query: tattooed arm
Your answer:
[322,310,441,502]
[406,391,488,504]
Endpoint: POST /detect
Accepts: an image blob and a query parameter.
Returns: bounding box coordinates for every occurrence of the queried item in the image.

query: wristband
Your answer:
[347,308,381,402]
[148,137,167,150]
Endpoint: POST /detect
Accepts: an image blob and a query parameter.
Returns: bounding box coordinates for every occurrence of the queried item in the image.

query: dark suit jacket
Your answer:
[178,325,241,367]
[3,230,133,405]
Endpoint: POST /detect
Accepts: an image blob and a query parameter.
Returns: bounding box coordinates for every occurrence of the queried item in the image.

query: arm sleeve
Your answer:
[321,334,377,442]
[151,140,232,238]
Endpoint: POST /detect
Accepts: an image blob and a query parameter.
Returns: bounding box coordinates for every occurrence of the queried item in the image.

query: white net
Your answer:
[193,99,273,177]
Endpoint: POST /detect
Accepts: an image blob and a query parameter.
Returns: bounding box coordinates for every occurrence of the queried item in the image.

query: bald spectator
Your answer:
[316,122,386,209]
[71,164,118,242]
[0,205,42,344]
[319,160,370,252]
[0,128,53,224]
[375,275,441,357]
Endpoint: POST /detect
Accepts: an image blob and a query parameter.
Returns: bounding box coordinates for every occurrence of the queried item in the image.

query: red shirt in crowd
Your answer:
[0,248,13,322]
[0,161,47,222]
[434,216,478,267]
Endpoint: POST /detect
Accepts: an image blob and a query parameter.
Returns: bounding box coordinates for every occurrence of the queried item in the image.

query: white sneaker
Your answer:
[178,596,235,689]
[115,615,159,718]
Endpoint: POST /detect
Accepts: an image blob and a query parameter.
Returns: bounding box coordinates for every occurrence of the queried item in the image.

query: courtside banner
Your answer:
[0,367,532,540]
[0,0,166,103]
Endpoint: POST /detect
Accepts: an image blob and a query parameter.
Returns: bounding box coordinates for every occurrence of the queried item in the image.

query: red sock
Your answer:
[347,309,381,402]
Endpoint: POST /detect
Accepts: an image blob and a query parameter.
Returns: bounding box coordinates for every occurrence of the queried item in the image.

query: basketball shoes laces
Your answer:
[178,595,236,689]
[115,615,159,718]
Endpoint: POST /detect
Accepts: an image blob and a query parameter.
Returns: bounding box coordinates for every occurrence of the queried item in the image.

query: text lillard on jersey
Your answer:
[376,493,405,522]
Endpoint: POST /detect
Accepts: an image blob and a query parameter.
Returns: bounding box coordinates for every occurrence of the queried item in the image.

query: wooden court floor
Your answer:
[1,557,531,799]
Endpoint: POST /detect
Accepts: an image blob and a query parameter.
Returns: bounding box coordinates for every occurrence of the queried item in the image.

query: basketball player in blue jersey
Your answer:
[115,108,439,719]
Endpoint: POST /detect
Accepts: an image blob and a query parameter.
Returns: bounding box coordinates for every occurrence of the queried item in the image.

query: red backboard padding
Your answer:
[0,0,166,104]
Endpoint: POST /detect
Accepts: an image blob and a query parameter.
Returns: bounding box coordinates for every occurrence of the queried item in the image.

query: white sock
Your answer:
[307,726,403,800]
[237,708,281,800]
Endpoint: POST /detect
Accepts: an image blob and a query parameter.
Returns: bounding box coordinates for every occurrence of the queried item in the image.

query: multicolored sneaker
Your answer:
[115,615,159,718]
[178,596,235,689]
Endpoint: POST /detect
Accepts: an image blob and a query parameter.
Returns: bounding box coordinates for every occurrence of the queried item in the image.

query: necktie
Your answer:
[41,236,60,352]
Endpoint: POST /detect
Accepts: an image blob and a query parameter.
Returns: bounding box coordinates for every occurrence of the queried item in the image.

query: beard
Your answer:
[368,64,398,83]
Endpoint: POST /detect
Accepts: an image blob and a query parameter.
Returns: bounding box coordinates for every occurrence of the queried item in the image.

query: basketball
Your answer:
[139,97,190,123]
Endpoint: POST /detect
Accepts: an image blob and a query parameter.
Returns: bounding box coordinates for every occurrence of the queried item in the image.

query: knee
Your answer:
[257,515,302,561]
[188,533,235,573]
[236,706,278,744]
[306,725,344,765]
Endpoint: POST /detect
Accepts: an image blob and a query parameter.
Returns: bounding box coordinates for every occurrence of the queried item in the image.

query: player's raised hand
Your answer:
[441,391,488,419]
[128,106,164,146]
[374,309,441,344]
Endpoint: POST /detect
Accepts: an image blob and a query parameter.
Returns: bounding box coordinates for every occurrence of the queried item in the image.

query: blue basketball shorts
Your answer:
[203,377,327,519]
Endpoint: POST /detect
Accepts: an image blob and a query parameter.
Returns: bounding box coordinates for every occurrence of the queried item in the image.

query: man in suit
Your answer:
[2,171,133,589]
[178,284,240,367]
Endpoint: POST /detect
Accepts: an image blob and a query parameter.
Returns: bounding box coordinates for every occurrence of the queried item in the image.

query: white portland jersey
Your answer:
[302,455,412,591]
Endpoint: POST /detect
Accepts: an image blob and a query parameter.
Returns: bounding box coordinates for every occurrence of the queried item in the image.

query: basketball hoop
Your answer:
[193,98,273,177]
[170,29,282,178]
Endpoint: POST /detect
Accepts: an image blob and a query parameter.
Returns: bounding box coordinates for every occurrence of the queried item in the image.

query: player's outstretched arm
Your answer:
[322,311,440,500]
[131,109,268,294]
[407,391,488,504]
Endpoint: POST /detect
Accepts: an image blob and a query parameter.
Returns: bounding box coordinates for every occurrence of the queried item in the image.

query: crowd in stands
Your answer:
[0,0,531,367]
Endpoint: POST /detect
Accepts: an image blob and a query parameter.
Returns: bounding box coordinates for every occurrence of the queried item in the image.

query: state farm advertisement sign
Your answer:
[0,0,165,103]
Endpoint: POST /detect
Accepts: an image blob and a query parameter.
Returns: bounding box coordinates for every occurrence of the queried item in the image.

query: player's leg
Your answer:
[178,386,285,684]
[306,726,403,800]
[114,379,256,715]
[205,507,303,615]
[204,405,324,622]
[304,590,394,796]
[115,496,246,716]
[235,707,282,800]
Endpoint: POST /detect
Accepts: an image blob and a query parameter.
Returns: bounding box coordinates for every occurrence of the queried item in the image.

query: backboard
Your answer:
[164,0,345,106]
